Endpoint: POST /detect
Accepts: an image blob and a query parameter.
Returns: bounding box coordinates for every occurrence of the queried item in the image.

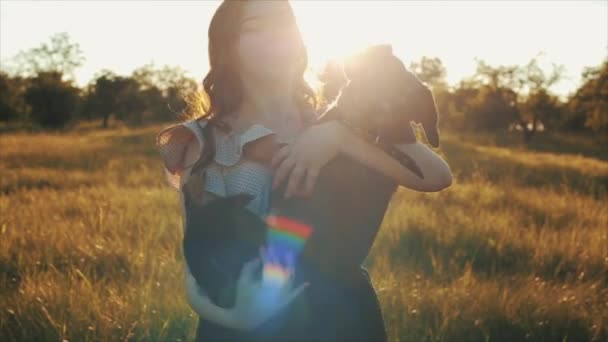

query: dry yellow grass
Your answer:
[1,121,606,341]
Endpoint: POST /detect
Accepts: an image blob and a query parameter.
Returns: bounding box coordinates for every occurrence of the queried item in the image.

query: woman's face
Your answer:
[237,1,303,83]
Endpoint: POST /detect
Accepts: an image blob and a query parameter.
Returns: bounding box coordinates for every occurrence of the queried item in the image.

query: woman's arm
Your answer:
[184,266,240,329]
[180,140,237,325]
[156,123,207,191]
[331,121,453,192]
[177,138,240,327]
[271,120,453,197]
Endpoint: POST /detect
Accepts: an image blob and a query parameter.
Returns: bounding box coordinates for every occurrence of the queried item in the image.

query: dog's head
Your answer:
[319,44,439,148]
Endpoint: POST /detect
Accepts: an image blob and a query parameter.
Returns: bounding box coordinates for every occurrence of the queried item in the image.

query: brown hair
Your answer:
[183,0,318,132]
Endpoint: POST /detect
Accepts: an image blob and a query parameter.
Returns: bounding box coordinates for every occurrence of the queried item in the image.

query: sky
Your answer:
[1,0,606,97]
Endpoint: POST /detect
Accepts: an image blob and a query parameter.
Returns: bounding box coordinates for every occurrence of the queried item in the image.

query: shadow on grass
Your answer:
[389,225,607,286]
[3,128,160,172]
[442,139,608,199]
[446,130,608,162]
[0,253,21,295]
[0,246,133,296]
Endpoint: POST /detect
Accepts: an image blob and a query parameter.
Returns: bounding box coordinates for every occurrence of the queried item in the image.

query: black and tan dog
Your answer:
[182,44,440,314]
[267,44,440,279]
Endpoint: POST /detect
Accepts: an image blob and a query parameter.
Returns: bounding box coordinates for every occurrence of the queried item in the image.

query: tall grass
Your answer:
[1,121,606,341]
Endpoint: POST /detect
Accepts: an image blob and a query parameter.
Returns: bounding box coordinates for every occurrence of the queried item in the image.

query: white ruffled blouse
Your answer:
[156,117,299,217]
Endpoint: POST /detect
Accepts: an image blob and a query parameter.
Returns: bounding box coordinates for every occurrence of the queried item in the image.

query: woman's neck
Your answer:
[229,75,300,132]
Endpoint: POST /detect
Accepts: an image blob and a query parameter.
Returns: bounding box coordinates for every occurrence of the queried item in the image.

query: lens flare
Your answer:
[262,215,313,286]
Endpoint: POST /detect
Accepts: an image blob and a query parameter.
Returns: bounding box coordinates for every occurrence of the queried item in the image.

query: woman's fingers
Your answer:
[302,166,319,197]
[279,251,299,293]
[271,145,290,170]
[273,155,296,190]
[265,246,276,265]
[237,257,262,289]
[285,164,306,198]
[279,282,310,310]
[284,251,295,271]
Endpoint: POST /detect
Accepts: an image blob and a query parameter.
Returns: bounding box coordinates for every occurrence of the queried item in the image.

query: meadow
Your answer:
[1,120,606,341]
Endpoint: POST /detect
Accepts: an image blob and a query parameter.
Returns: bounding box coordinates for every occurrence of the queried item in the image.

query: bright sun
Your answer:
[289,1,473,91]
[1,0,603,96]
[288,0,607,97]
[290,1,404,93]
[291,2,390,70]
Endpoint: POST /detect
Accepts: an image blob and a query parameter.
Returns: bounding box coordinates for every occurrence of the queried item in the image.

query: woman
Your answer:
[156,0,452,340]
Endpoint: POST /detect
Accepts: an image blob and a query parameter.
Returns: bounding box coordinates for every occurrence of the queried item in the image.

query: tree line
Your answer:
[0,33,198,129]
[1,33,606,143]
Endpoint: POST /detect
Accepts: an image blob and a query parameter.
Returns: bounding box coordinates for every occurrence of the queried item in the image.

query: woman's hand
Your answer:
[229,250,309,331]
[271,121,343,198]
[186,252,309,332]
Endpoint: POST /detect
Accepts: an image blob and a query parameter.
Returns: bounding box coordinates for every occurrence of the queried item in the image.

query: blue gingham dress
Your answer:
[156,116,389,340]
[155,116,301,317]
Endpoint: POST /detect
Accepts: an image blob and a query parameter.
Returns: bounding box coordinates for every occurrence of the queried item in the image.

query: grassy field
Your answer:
[1,120,606,341]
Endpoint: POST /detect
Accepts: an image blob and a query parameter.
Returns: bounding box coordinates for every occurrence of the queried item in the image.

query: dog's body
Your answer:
[183,189,266,308]
[269,45,440,283]
[182,45,440,318]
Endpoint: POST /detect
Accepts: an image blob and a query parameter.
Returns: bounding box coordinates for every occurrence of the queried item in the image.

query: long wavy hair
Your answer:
[183,0,319,133]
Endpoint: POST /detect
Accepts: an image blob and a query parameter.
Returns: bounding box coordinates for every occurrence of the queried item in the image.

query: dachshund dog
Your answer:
[267,44,440,281]
[181,44,440,313]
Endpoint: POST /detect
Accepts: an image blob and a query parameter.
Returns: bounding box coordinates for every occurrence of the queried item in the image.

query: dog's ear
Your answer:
[417,85,440,148]
[401,69,440,148]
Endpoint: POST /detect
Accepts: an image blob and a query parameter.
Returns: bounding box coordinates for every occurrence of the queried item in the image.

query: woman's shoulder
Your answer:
[155,115,275,188]
[156,117,210,190]
[156,116,208,145]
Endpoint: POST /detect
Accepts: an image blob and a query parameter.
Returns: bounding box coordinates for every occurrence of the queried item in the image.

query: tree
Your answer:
[454,60,521,133]
[131,62,199,120]
[565,60,608,133]
[114,77,149,125]
[514,58,565,142]
[465,58,565,142]
[0,71,29,122]
[521,89,563,131]
[84,72,149,127]
[83,64,199,127]
[9,32,85,83]
[440,79,480,130]
[409,56,448,92]
[467,84,519,131]
[24,71,80,129]
[83,70,124,128]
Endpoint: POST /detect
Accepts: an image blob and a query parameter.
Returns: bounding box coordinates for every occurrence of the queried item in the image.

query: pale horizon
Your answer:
[1,0,606,98]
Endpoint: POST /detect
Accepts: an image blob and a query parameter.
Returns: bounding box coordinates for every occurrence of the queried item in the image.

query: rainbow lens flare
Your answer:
[262,215,313,286]
[262,263,290,286]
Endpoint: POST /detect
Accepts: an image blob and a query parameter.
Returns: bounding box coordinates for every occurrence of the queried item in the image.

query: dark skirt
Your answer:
[194,266,387,342]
